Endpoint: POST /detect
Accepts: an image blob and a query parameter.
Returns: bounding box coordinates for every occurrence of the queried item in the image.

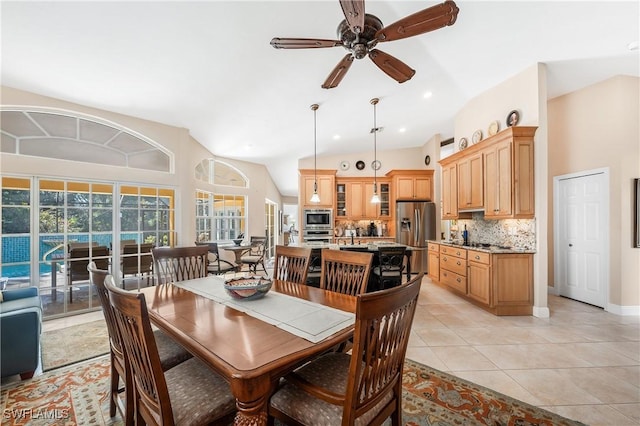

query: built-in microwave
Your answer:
[303,208,333,230]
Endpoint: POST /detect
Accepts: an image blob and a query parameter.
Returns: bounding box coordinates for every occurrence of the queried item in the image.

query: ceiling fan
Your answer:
[270,0,459,89]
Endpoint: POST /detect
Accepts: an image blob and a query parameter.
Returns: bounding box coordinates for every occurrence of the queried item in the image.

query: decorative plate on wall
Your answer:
[472,129,483,144]
[371,160,381,170]
[506,109,520,127]
[424,155,431,166]
[339,160,350,171]
[355,160,365,170]
[458,138,468,150]
[488,120,499,136]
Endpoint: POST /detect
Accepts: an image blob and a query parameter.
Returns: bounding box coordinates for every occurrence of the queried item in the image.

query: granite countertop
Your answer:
[429,240,536,254]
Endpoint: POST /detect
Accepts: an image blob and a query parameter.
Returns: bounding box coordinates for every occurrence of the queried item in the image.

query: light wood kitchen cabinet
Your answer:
[427,242,440,281]
[386,170,434,201]
[432,243,533,315]
[299,169,335,208]
[439,245,467,294]
[457,152,484,211]
[335,178,389,220]
[483,127,535,219]
[438,126,536,220]
[467,250,491,305]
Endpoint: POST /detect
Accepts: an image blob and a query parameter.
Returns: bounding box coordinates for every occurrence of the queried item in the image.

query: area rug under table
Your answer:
[0,356,585,426]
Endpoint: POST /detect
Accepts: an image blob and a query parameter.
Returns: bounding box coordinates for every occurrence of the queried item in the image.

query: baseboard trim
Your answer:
[533,306,550,318]
[606,303,640,316]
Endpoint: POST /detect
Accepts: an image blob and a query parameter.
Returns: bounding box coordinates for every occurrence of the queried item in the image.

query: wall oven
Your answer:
[302,229,333,243]
[302,208,333,230]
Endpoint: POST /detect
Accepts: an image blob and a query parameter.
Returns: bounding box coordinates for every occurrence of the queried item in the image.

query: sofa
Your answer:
[0,287,42,380]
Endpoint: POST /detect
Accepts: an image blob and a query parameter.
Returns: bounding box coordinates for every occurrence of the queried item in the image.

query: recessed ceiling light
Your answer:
[628,41,639,51]
[423,91,433,99]
[333,134,340,140]
[399,127,406,133]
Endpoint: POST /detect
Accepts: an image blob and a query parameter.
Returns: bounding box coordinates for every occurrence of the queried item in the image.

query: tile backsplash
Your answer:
[453,213,536,250]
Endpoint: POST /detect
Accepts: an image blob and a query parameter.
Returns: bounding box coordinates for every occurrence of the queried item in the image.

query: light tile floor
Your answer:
[40,276,640,425]
[406,278,640,426]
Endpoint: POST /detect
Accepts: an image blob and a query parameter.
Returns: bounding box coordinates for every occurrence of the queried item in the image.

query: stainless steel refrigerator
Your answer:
[395,201,436,274]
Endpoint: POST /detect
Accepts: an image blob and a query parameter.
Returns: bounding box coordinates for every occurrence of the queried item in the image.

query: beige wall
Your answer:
[548,75,640,309]
[454,64,550,316]
[0,86,284,245]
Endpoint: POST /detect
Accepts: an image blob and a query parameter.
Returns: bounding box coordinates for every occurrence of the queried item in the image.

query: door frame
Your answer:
[552,167,610,308]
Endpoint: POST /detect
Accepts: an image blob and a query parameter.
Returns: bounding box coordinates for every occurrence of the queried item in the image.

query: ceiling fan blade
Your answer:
[340,0,365,34]
[270,38,342,49]
[322,54,355,89]
[368,49,415,83]
[375,0,459,42]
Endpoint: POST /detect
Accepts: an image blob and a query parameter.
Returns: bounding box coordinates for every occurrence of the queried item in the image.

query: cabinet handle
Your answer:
[475,255,480,260]
[456,261,461,266]
[456,278,461,283]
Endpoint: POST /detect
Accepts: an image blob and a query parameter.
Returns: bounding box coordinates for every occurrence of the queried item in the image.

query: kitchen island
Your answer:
[289,241,415,284]
[427,240,535,315]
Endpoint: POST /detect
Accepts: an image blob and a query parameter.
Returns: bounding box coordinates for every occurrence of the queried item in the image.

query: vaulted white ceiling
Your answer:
[2,1,638,197]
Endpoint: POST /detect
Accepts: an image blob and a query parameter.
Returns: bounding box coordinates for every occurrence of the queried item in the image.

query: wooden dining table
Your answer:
[139,278,357,425]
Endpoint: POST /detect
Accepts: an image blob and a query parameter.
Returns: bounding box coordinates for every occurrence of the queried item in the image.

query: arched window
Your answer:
[1,108,173,172]
[195,159,248,187]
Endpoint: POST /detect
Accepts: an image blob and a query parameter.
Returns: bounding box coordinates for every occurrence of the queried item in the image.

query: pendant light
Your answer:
[310,103,321,203]
[370,98,381,204]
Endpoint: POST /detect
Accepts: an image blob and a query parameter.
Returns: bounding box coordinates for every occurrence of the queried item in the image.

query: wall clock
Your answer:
[339,160,350,171]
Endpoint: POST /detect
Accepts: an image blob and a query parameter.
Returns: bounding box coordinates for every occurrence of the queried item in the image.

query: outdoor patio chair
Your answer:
[105,275,236,425]
[241,238,267,274]
[88,263,193,424]
[195,241,238,275]
[67,245,109,303]
[269,273,423,426]
[121,242,154,285]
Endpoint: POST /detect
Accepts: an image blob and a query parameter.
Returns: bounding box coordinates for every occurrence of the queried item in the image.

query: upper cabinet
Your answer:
[299,169,336,208]
[335,178,390,220]
[386,170,434,201]
[438,126,536,219]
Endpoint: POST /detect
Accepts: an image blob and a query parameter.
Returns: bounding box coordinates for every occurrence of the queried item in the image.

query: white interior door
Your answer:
[555,170,608,308]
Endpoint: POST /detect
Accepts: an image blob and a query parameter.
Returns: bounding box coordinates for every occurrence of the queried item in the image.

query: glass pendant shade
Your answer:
[310,192,321,203]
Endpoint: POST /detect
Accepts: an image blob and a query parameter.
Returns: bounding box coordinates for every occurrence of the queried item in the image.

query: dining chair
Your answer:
[152,246,209,284]
[319,249,373,296]
[194,241,238,275]
[121,242,155,286]
[67,245,109,303]
[371,246,407,290]
[269,273,423,426]
[273,245,312,284]
[105,274,236,426]
[241,238,267,274]
[87,263,193,425]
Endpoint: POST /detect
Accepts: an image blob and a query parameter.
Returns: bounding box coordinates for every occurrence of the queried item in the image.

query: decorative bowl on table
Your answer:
[232,238,243,246]
[224,275,272,300]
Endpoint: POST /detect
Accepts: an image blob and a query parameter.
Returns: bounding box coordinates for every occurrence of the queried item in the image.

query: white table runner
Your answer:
[173,277,354,343]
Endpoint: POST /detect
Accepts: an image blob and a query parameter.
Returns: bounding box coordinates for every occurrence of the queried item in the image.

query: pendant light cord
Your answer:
[311,103,319,197]
[371,98,379,192]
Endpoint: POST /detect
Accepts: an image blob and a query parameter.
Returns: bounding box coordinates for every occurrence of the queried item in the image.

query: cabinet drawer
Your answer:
[440,269,467,293]
[440,245,467,259]
[468,250,490,264]
[440,255,467,276]
[428,243,439,251]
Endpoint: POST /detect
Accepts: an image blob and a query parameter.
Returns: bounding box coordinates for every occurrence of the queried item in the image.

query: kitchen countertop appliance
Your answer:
[395,201,436,274]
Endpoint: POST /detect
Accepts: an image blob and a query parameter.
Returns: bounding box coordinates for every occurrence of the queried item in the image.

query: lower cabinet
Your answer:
[431,243,533,315]
[427,243,440,281]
